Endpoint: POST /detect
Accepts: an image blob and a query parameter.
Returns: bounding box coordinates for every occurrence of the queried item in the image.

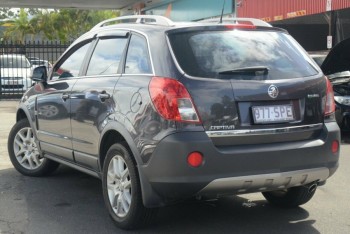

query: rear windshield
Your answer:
[168,30,319,79]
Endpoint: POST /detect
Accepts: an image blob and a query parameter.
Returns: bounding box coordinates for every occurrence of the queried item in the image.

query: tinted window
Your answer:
[125,34,151,74]
[86,38,127,76]
[52,42,91,80]
[169,30,319,79]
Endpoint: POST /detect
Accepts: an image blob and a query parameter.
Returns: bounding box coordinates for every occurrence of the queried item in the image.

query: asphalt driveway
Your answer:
[1,100,349,234]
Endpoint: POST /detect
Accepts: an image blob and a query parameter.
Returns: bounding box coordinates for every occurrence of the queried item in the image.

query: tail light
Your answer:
[324,77,335,116]
[149,77,201,123]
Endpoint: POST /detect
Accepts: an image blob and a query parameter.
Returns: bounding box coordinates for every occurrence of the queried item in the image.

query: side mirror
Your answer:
[31,66,48,82]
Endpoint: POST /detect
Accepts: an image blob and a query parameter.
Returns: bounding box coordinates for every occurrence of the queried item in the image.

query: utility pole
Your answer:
[326,0,333,49]
[233,0,237,18]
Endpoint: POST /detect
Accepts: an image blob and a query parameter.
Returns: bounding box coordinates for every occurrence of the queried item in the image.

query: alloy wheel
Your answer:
[13,127,43,170]
[107,155,132,218]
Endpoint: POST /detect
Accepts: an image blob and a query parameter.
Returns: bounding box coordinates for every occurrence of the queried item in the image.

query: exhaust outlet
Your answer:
[308,183,318,193]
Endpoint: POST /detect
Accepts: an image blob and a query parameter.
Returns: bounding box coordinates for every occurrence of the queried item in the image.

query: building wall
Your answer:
[144,0,233,21]
[237,0,350,22]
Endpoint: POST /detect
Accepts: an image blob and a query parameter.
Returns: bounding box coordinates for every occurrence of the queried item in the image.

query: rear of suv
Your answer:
[8,15,340,230]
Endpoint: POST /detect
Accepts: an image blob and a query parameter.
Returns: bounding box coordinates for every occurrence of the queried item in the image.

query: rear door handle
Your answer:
[62,94,70,101]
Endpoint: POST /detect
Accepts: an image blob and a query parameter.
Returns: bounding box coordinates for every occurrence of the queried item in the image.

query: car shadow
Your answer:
[341,131,350,144]
[150,196,317,234]
[0,166,320,234]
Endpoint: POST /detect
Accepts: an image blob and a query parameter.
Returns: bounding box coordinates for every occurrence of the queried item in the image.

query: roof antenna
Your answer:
[219,0,226,24]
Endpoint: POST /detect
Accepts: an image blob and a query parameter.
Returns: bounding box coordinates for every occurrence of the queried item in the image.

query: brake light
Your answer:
[149,77,201,123]
[225,24,256,30]
[325,77,335,116]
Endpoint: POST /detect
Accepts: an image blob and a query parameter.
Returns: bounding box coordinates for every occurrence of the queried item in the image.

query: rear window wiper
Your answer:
[218,66,269,76]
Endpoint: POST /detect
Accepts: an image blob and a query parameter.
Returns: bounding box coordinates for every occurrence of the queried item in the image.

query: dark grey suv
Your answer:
[8,15,340,229]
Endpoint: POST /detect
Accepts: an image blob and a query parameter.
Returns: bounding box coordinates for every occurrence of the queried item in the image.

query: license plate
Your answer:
[252,105,295,124]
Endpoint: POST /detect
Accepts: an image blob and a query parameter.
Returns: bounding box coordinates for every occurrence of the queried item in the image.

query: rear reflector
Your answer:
[332,140,339,154]
[149,77,201,123]
[187,152,203,167]
[325,77,335,116]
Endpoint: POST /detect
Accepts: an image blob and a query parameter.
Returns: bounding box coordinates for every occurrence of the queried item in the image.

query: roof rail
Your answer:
[200,17,272,27]
[91,15,175,30]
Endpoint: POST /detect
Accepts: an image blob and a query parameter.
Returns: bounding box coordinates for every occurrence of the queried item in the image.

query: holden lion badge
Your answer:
[268,85,279,99]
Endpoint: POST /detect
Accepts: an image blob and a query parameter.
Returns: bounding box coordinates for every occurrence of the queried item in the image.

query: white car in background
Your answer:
[28,57,52,72]
[0,54,33,94]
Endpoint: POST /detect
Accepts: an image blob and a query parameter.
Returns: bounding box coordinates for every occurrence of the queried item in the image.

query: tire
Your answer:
[8,119,60,177]
[102,143,157,230]
[262,183,317,208]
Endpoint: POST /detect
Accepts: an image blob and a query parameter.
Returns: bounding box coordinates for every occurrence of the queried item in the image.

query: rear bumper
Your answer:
[140,122,340,207]
[198,167,330,196]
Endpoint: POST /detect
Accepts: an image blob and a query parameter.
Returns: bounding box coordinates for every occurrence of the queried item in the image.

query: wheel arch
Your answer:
[99,121,164,208]
[16,104,38,138]
[99,122,142,170]
[16,108,27,122]
[99,130,128,169]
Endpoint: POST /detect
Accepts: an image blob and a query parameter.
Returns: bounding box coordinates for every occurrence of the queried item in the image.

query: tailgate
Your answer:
[168,26,325,146]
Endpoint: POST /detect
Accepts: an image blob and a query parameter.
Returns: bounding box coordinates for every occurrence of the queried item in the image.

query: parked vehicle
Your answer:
[310,40,350,131]
[8,15,340,230]
[28,57,53,72]
[27,56,41,61]
[0,54,33,94]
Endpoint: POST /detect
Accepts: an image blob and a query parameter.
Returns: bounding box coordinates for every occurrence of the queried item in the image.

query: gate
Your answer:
[0,41,70,99]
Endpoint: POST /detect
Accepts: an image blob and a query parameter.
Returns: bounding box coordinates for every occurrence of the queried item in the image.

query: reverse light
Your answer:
[187,152,204,168]
[149,77,201,123]
[324,77,335,116]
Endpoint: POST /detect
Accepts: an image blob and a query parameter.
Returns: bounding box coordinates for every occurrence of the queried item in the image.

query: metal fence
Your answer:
[0,41,71,99]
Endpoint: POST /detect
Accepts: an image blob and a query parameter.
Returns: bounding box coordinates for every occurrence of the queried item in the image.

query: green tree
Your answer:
[3,8,119,43]
[43,9,119,42]
[3,9,35,43]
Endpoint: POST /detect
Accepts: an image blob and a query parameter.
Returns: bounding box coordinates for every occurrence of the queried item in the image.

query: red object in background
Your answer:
[237,0,350,22]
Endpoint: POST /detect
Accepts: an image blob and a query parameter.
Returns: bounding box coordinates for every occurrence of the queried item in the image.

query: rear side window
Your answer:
[87,38,128,76]
[124,34,152,74]
[169,30,319,79]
